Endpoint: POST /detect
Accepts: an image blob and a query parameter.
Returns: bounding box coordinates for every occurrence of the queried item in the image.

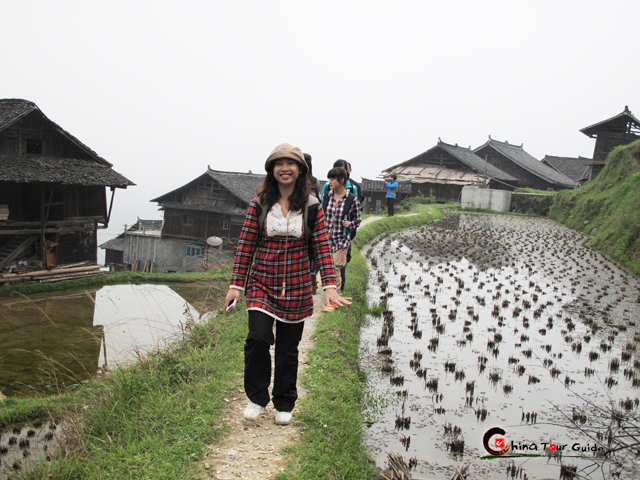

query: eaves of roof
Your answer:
[0,154,135,187]
[580,106,640,138]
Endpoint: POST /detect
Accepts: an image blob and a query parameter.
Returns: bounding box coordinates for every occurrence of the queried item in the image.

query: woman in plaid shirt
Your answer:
[224,143,351,425]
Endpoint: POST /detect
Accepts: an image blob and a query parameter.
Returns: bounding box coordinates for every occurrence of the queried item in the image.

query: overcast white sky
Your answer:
[2,0,639,255]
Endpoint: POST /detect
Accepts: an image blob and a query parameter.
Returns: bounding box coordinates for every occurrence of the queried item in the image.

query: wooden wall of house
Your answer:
[163,209,242,240]
[55,230,97,264]
[0,182,24,221]
[105,249,124,265]
[18,184,107,222]
[593,132,640,163]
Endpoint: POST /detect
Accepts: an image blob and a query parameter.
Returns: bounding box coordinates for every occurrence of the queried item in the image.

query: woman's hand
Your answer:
[225,288,241,309]
[342,220,349,228]
[324,287,352,307]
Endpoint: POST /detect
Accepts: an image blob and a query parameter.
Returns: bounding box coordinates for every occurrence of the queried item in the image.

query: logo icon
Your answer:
[483,427,511,456]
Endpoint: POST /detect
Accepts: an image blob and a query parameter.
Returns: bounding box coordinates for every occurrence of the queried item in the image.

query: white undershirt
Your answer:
[266,203,303,238]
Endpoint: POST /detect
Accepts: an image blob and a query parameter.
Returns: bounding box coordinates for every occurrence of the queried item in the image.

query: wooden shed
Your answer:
[0,99,134,272]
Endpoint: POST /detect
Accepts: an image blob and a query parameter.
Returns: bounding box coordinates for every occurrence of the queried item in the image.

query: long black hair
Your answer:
[257,164,310,211]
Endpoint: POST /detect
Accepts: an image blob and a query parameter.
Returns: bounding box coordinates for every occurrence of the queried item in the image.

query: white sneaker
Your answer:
[275,410,292,425]
[243,401,263,421]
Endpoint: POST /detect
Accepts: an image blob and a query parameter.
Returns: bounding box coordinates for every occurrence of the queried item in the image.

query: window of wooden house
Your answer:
[26,139,42,154]
[220,220,229,230]
[186,244,205,258]
[182,215,192,225]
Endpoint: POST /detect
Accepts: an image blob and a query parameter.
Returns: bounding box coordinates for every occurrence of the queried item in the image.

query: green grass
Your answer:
[549,139,640,277]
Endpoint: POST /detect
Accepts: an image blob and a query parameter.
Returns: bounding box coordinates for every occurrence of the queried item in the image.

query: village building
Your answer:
[540,155,592,185]
[99,219,162,269]
[580,106,640,181]
[0,99,134,272]
[473,137,576,191]
[100,168,264,273]
[367,140,519,208]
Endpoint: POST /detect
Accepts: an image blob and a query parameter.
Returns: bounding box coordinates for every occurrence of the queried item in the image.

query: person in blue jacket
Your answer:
[384,174,398,216]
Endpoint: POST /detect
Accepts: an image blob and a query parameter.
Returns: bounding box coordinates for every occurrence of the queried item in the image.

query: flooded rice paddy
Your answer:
[0,282,221,476]
[0,282,219,398]
[361,212,640,480]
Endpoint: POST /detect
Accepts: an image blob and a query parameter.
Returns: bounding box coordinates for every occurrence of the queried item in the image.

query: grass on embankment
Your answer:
[278,205,443,480]
[549,139,640,277]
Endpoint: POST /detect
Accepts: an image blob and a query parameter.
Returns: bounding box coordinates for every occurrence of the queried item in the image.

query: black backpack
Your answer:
[322,191,357,239]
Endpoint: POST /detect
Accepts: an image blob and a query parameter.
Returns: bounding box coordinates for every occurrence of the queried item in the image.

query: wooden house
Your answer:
[580,106,640,180]
[376,140,519,206]
[540,155,592,185]
[139,168,264,272]
[474,137,576,191]
[0,99,134,272]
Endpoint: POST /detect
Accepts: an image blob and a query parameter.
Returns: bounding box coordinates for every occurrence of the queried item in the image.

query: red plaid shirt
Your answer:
[230,198,337,322]
[324,190,362,252]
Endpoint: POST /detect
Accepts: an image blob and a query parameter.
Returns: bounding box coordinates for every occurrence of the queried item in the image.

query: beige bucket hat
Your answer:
[265,143,308,174]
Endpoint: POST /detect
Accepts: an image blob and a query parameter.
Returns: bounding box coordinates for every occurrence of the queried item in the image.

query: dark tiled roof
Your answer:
[156,200,248,216]
[541,155,592,182]
[0,99,36,131]
[206,168,265,204]
[580,106,640,138]
[0,154,135,187]
[436,141,518,182]
[382,141,518,184]
[99,237,125,251]
[0,98,112,167]
[151,169,265,208]
[474,138,576,188]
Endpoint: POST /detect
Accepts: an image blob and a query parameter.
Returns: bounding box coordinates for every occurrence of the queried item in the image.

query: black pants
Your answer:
[244,310,305,412]
[387,197,395,216]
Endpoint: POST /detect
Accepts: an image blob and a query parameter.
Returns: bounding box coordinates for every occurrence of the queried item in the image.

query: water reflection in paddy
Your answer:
[361,213,640,480]
[0,284,215,397]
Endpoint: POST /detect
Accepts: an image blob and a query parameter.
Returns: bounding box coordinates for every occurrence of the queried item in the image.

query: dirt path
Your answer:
[198,288,327,480]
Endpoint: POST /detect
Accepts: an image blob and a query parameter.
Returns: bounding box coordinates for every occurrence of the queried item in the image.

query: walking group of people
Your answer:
[224,143,366,425]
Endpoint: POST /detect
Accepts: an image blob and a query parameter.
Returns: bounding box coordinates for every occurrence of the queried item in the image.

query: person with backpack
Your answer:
[224,143,351,425]
[384,173,399,216]
[322,166,362,297]
[319,159,358,202]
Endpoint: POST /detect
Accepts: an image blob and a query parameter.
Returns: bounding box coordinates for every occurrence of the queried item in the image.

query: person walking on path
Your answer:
[384,173,398,216]
[224,143,351,426]
[322,166,362,294]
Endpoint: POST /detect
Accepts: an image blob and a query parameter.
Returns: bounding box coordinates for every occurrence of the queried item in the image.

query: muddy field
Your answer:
[360,212,640,480]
